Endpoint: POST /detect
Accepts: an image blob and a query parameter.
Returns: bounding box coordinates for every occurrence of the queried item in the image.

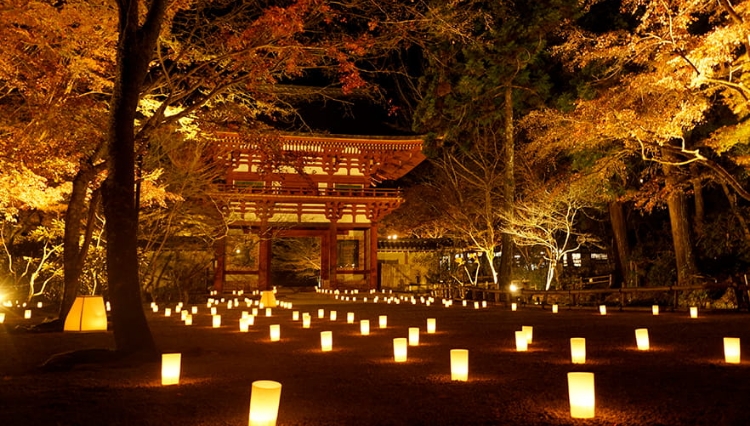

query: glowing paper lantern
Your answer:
[511,303,517,311]
[320,331,333,352]
[0,313,4,323]
[259,290,278,308]
[473,301,479,309]
[292,311,300,321]
[252,308,259,316]
[635,328,650,350]
[724,337,741,364]
[212,315,221,328]
[164,308,172,317]
[302,314,311,329]
[36,301,43,308]
[482,301,487,308]
[211,307,218,316]
[552,304,559,314]
[652,305,659,315]
[152,305,159,313]
[249,380,282,426]
[360,320,370,335]
[515,330,528,352]
[522,326,533,344]
[318,309,325,319]
[23,309,31,319]
[191,306,198,314]
[161,353,181,386]
[462,300,467,307]
[450,349,469,381]
[570,338,586,364]
[598,305,607,315]
[63,296,108,332]
[408,327,420,346]
[568,372,595,419]
[269,324,280,342]
[181,310,188,321]
[329,311,337,321]
[247,315,255,326]
[184,314,193,325]
[690,306,698,318]
[240,318,250,332]
[347,312,355,323]
[265,308,272,317]
[379,315,387,329]
[393,338,408,362]
[426,318,436,334]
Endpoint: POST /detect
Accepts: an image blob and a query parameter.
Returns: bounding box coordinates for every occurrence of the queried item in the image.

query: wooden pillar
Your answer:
[329,220,338,289]
[320,233,330,289]
[213,235,226,293]
[368,222,378,290]
[257,226,272,291]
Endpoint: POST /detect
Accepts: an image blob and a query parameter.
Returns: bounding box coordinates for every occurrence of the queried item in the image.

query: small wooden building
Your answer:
[210,132,425,292]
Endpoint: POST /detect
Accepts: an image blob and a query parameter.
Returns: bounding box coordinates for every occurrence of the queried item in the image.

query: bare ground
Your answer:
[1,290,750,426]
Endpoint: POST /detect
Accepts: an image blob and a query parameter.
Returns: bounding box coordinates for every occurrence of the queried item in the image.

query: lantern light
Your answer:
[63,295,108,332]
[408,327,420,346]
[347,312,355,323]
[292,311,300,321]
[598,305,607,315]
[240,318,250,332]
[318,309,325,319]
[393,338,408,362]
[164,308,172,317]
[515,330,528,352]
[191,306,198,314]
[511,303,517,311]
[567,372,595,419]
[522,326,533,344]
[360,320,370,335]
[302,313,311,329]
[184,314,193,326]
[211,307,218,316]
[270,324,281,342]
[259,290,277,308]
[212,315,221,328]
[252,308,259,316]
[0,313,4,323]
[329,311,337,321]
[181,310,188,321]
[320,331,333,352]
[690,306,698,318]
[570,338,586,364]
[265,308,272,317]
[635,328,650,350]
[450,349,469,381]
[161,353,181,386]
[652,305,659,315]
[379,315,387,328]
[426,318,436,334]
[249,380,282,426]
[552,304,559,314]
[724,337,741,364]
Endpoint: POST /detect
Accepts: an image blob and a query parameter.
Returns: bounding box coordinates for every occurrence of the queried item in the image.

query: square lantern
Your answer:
[347,312,355,323]
[379,315,387,329]
[690,306,698,318]
[450,349,469,381]
[570,338,586,364]
[320,331,333,352]
[552,304,559,314]
[724,337,741,364]
[598,305,607,315]
[292,311,300,321]
[511,303,517,311]
[318,309,325,319]
[302,313,311,329]
[212,315,221,328]
[426,318,436,334]
[393,338,408,362]
[161,353,181,386]
[270,324,281,342]
[408,327,420,346]
[249,380,282,426]
[522,326,533,344]
[64,296,108,332]
[635,328,650,350]
[515,330,528,352]
[652,305,659,315]
[329,311,337,321]
[360,320,370,336]
[568,372,595,419]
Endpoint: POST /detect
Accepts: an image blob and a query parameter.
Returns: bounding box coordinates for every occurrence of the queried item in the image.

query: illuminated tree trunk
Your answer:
[608,201,631,288]
[101,0,166,357]
[498,86,515,290]
[663,152,697,287]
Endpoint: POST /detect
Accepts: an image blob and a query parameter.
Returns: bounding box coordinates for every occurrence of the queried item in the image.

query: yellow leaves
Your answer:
[0,164,70,215]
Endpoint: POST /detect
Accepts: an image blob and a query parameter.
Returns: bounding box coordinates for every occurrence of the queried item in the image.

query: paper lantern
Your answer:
[212,315,221,328]
[211,307,218,316]
[106,301,111,312]
[240,318,250,332]
[567,372,595,419]
[515,330,528,352]
[522,326,533,344]
[426,318,436,334]
[318,309,325,319]
[482,301,487,308]
[329,311,337,321]
[37,301,43,308]
[64,296,108,332]
[511,303,517,311]
[161,353,181,386]
[292,311,300,321]
[570,338,586,364]
[0,313,4,323]
[269,324,280,342]
[247,315,255,326]
[252,308,259,316]
[473,301,479,309]
[184,314,193,325]
[23,309,31,319]
[552,304,559,314]
[152,305,159,313]
[164,308,172,317]
[347,312,355,323]
[265,308,272,317]
[302,314,311,329]
[462,300,467,307]
[690,306,698,318]
[635,328,650,350]
[379,315,387,328]
[259,290,277,308]
[393,338,408,362]
[320,331,333,352]
[191,306,198,314]
[450,349,469,381]
[181,310,188,321]
[408,327,420,346]
[724,337,741,364]
[598,305,607,315]
[249,380,282,426]
[360,320,370,335]
[652,305,659,315]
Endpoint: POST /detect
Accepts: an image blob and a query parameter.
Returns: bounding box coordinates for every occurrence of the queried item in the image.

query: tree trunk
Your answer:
[663,154,698,287]
[101,0,167,357]
[608,201,630,288]
[498,86,515,290]
[691,164,705,238]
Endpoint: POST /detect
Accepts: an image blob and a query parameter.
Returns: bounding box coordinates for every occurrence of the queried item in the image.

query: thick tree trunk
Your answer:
[101,0,166,357]
[663,155,698,287]
[498,86,515,290]
[690,164,705,238]
[608,201,631,288]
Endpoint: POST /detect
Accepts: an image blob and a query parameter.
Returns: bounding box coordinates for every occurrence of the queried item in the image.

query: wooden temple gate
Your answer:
[209,132,425,292]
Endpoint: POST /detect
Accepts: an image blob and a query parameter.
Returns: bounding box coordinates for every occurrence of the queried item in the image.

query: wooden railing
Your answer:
[212,184,402,198]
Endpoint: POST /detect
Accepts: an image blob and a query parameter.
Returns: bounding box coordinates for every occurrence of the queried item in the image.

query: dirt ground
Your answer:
[1,290,750,426]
